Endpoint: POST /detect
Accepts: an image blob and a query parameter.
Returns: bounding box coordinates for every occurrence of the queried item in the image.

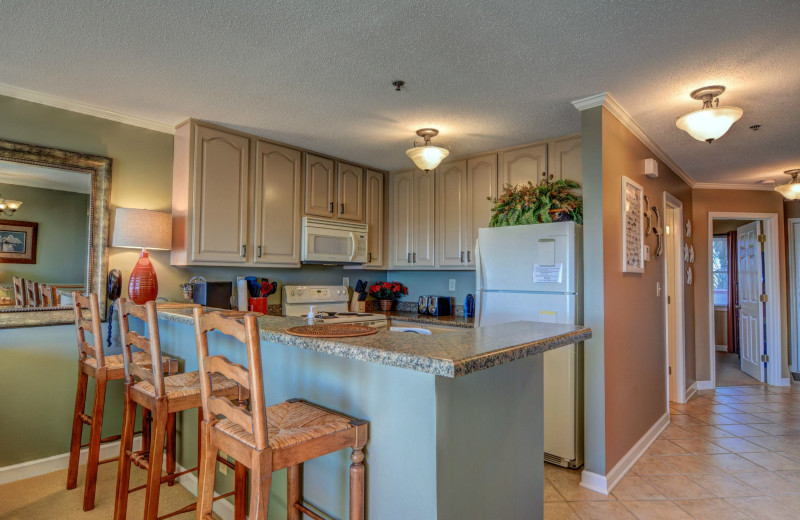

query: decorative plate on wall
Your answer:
[686,266,693,285]
[685,219,692,238]
[689,245,695,263]
[684,244,690,262]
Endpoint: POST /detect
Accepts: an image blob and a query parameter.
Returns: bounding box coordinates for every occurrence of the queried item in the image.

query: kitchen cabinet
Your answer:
[253,140,302,266]
[337,162,365,222]
[364,170,385,268]
[549,136,582,184]
[173,122,250,264]
[466,153,498,266]
[436,160,467,267]
[304,154,336,218]
[499,143,547,189]
[389,169,435,268]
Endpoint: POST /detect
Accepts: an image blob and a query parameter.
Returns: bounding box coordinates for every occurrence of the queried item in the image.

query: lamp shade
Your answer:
[775,170,800,200]
[675,105,743,143]
[405,145,450,171]
[112,208,172,250]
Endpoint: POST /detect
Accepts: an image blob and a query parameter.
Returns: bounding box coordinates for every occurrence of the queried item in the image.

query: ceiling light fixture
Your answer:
[675,85,743,143]
[775,169,800,200]
[0,194,23,216]
[406,128,449,171]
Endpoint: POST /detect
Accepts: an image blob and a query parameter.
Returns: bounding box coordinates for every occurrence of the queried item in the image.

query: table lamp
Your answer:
[112,208,172,304]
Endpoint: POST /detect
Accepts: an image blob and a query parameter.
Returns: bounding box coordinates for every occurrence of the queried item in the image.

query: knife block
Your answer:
[349,293,365,313]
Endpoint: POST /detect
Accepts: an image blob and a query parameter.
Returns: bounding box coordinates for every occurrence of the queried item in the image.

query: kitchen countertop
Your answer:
[380,310,475,328]
[156,308,590,378]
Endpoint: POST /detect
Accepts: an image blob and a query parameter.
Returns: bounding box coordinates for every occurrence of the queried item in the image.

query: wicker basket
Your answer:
[379,299,393,311]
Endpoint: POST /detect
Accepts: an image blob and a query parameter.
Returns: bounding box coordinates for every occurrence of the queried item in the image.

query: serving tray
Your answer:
[285,324,379,338]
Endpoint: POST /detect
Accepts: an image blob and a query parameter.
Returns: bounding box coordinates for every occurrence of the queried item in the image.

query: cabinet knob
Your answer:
[258,245,263,258]
[407,252,411,263]
[368,252,372,263]
[460,251,464,262]
[341,202,345,214]
[413,252,417,263]
[241,244,247,257]
[467,250,471,262]
[330,202,334,213]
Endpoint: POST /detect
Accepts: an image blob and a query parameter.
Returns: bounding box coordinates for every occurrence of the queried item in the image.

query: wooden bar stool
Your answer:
[114,299,248,520]
[193,308,369,520]
[67,292,179,511]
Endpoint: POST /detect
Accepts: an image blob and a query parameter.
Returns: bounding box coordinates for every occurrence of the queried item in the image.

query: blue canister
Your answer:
[464,294,475,317]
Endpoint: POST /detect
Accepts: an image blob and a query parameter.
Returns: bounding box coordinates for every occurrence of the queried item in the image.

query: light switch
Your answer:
[656,282,661,297]
[449,279,456,291]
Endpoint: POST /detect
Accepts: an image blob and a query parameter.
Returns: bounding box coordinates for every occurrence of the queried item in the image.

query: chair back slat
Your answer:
[72,291,104,366]
[25,280,40,307]
[13,277,26,307]
[39,284,58,306]
[194,308,268,450]
[118,299,165,396]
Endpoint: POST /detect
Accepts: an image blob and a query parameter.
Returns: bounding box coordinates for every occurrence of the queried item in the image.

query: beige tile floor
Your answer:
[545,383,800,519]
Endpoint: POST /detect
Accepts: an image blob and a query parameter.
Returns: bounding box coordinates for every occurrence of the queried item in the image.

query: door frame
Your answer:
[664,193,686,403]
[707,212,783,387]
[788,218,800,373]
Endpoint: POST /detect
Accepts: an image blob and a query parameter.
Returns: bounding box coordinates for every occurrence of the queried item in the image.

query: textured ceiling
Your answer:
[0,0,798,185]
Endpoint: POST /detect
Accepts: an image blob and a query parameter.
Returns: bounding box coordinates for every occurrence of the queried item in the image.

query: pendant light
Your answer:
[675,85,743,143]
[406,128,449,171]
[775,169,800,200]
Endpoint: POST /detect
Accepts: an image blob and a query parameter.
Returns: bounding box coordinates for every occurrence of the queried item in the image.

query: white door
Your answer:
[737,221,764,382]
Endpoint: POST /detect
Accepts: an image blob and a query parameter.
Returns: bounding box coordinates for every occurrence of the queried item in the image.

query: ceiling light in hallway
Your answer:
[675,85,743,143]
[406,128,449,171]
[775,169,800,200]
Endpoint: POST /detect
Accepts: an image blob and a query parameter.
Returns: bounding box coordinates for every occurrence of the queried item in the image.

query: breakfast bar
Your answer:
[151,308,591,519]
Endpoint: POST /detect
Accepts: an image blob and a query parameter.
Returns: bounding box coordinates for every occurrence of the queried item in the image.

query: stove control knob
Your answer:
[297,290,303,296]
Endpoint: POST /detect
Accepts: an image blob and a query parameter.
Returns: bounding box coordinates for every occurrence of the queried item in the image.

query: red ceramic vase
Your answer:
[128,250,158,304]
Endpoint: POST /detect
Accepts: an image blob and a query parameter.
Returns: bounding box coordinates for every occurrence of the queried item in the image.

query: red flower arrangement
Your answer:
[368,281,408,301]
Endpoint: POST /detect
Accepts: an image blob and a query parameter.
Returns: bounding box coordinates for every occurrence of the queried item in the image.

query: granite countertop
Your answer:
[157,309,590,378]
[381,310,475,328]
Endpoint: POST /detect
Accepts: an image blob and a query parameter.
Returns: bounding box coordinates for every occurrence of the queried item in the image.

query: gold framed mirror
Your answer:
[0,138,111,328]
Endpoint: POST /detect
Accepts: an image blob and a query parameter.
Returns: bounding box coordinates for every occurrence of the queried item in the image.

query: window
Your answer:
[713,236,728,307]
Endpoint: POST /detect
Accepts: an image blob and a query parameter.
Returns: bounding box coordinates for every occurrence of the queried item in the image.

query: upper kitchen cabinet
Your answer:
[389,169,435,269]
[499,143,547,189]
[172,121,251,265]
[337,162,365,222]
[466,153,497,266]
[364,170,385,268]
[253,140,302,266]
[436,160,467,268]
[549,136,582,184]
[304,154,336,218]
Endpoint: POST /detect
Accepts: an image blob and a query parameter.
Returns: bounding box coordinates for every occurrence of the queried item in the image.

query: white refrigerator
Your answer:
[475,221,584,468]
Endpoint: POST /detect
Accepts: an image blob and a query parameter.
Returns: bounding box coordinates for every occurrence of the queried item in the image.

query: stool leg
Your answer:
[196,421,217,520]
[248,450,272,520]
[166,412,177,486]
[234,460,247,520]
[142,407,152,453]
[66,368,89,490]
[349,447,365,520]
[143,403,167,520]
[83,371,108,511]
[287,464,302,520]
[113,389,137,520]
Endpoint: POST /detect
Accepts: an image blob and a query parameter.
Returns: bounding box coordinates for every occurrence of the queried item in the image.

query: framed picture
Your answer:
[0,220,38,264]
[621,176,644,273]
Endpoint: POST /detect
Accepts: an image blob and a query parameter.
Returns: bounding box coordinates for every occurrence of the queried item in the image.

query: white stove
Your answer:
[282,285,388,329]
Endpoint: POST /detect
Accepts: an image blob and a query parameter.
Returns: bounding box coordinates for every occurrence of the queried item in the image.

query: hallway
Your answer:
[716,351,762,387]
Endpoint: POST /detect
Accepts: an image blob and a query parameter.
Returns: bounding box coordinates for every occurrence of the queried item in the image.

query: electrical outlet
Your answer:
[343,276,350,287]
[449,279,456,291]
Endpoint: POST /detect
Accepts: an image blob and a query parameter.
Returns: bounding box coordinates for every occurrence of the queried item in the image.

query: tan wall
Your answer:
[600,108,695,470]
[714,309,728,347]
[692,189,787,382]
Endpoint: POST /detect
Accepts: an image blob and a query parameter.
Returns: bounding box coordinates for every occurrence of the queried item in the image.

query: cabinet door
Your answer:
[466,153,498,266]
[365,170,385,268]
[253,141,302,266]
[337,162,365,222]
[500,143,547,189]
[390,171,413,267]
[304,154,335,217]
[412,170,436,267]
[191,125,250,263]
[436,160,467,267]
[550,137,582,185]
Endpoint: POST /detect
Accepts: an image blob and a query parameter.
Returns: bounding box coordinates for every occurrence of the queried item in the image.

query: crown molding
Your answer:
[572,92,696,188]
[693,182,776,191]
[0,82,175,134]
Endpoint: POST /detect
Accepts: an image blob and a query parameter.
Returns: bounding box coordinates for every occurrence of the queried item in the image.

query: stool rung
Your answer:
[295,503,329,520]
[160,466,198,484]
[217,456,235,470]
[78,413,92,426]
[155,490,234,520]
[128,483,147,493]
[127,449,150,470]
[98,455,119,465]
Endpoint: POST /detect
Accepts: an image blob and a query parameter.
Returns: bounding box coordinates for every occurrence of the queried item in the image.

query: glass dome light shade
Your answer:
[406,144,449,171]
[775,171,800,200]
[675,106,743,143]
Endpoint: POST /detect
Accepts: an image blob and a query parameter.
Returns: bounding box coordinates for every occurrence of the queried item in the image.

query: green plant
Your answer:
[489,179,583,227]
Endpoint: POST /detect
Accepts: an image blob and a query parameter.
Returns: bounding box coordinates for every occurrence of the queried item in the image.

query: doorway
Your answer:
[664,193,685,403]
[707,213,783,387]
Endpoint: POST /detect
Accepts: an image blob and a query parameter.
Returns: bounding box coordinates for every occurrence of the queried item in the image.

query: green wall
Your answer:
[0,183,89,285]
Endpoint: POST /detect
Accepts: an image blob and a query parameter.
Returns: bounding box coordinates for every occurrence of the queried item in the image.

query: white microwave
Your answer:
[301,217,368,264]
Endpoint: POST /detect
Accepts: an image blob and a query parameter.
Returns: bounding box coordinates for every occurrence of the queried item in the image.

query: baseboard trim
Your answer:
[779,377,792,387]
[685,382,698,401]
[580,411,670,495]
[173,463,235,520]
[715,345,728,352]
[0,436,142,485]
[696,380,714,390]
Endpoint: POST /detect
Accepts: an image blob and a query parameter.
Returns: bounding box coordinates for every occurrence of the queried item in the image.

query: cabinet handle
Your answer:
[467,250,471,262]
[341,203,345,214]
[258,245,263,258]
[241,244,247,257]
[460,251,464,262]
[368,252,372,263]
[407,252,411,263]
[330,202,334,213]
[413,252,417,263]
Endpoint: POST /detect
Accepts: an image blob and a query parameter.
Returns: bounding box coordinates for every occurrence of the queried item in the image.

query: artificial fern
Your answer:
[489,179,583,227]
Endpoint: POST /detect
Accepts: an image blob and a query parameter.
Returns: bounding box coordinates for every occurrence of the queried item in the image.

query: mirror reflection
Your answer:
[0,159,89,310]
